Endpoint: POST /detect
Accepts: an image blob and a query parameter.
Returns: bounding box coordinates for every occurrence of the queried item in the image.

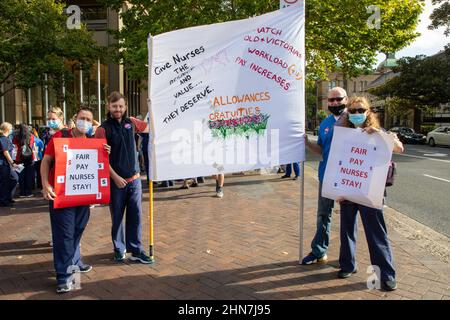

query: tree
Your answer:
[0,0,102,105]
[102,0,423,81]
[369,48,450,130]
[428,0,450,36]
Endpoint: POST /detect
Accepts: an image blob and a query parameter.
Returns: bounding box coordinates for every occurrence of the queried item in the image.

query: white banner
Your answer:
[322,127,395,209]
[148,8,305,181]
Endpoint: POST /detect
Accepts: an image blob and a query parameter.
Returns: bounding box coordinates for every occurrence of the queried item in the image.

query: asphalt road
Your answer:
[305,136,450,237]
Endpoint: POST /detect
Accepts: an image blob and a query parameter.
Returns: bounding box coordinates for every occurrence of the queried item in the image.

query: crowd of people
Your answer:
[0,87,403,294]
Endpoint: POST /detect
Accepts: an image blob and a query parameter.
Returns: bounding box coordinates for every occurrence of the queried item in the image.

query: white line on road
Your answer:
[396,153,450,164]
[423,174,450,183]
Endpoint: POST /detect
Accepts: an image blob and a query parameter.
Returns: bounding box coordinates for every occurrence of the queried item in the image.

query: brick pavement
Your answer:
[0,166,449,300]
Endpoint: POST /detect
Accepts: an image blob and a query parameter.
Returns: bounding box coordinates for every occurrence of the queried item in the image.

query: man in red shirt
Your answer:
[41,106,110,293]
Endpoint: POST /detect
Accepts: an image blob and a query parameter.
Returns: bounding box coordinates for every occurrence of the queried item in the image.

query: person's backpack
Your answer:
[19,137,33,163]
[385,161,396,187]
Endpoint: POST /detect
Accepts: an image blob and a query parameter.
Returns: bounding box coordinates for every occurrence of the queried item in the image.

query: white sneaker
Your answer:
[216,190,224,198]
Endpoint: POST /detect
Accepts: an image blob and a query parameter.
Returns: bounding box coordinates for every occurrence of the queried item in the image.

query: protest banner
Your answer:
[53,138,110,209]
[322,126,395,209]
[148,8,305,181]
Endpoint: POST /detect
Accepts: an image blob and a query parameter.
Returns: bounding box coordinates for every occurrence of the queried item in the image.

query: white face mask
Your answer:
[76,120,93,134]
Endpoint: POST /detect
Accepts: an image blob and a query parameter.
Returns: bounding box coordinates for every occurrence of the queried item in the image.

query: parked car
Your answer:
[427,126,450,147]
[388,127,426,144]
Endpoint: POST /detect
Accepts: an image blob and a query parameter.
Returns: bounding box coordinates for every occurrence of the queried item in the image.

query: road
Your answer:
[305,135,450,237]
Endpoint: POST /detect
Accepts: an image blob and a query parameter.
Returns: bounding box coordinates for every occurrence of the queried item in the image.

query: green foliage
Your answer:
[370,49,450,110]
[0,0,102,103]
[317,109,328,122]
[428,0,450,36]
[102,0,423,81]
[420,124,437,135]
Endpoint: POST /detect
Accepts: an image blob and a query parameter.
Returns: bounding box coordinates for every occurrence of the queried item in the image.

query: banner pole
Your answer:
[149,179,154,261]
[148,34,155,264]
[299,161,305,263]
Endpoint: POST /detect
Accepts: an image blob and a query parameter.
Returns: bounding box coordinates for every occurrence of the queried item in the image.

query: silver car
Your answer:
[427,126,450,147]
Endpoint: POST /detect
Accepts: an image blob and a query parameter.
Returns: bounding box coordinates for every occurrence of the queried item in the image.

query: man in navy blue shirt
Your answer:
[302,87,348,265]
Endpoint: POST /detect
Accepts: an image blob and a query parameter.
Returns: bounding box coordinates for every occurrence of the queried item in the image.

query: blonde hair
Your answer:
[0,122,13,135]
[342,96,380,129]
[48,106,64,121]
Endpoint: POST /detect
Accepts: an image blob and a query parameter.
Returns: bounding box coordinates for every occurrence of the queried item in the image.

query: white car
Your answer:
[427,126,450,147]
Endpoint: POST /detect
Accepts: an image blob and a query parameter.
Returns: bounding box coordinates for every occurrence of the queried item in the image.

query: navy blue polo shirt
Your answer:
[98,117,141,179]
[0,136,13,164]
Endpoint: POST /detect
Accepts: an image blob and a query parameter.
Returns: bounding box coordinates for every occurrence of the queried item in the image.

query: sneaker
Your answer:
[25,194,34,198]
[191,182,199,187]
[301,252,328,265]
[381,280,397,291]
[337,269,358,279]
[56,282,74,294]
[129,251,154,264]
[216,188,224,198]
[114,250,126,262]
[179,184,189,189]
[197,177,205,184]
[293,176,299,180]
[281,175,291,179]
[77,264,92,273]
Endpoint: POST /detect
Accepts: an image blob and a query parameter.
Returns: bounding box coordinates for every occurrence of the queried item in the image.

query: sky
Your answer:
[375,0,449,65]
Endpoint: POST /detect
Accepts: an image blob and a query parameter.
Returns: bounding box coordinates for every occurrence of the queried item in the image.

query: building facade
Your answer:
[0,0,147,126]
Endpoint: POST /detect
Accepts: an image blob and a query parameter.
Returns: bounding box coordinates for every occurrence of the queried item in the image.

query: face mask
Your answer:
[328,104,345,116]
[76,120,93,134]
[87,125,94,136]
[47,120,60,129]
[349,113,367,127]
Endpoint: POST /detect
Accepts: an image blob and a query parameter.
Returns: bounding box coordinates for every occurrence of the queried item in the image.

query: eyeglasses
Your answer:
[328,97,346,102]
[348,108,368,114]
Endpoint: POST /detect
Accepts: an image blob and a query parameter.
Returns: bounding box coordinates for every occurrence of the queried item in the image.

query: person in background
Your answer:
[0,122,19,207]
[13,124,36,198]
[281,163,300,180]
[213,173,224,198]
[32,128,44,189]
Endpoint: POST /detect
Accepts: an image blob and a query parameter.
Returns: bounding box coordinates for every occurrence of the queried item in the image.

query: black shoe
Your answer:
[77,264,92,273]
[114,250,126,262]
[56,281,74,294]
[338,269,357,279]
[129,251,154,264]
[281,175,291,179]
[197,177,205,183]
[381,280,397,291]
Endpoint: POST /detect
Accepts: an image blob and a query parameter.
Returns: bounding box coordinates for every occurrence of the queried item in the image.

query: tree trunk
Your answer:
[413,108,421,132]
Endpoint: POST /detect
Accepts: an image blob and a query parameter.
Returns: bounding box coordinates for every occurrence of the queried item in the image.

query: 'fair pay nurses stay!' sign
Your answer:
[322,127,394,209]
[53,138,110,209]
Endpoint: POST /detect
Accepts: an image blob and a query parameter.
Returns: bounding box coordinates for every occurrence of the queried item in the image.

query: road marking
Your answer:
[423,174,450,183]
[396,153,450,164]
[423,153,448,157]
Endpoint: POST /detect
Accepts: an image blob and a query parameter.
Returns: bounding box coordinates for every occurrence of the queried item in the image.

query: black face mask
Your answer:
[328,104,345,116]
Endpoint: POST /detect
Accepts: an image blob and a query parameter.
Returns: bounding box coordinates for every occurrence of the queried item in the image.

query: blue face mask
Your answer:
[349,113,367,127]
[47,120,60,129]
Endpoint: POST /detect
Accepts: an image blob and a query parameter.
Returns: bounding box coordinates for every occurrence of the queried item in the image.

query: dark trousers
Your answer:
[19,162,34,196]
[339,201,396,281]
[310,181,334,258]
[49,202,90,285]
[0,163,18,205]
[285,163,300,177]
[110,178,143,255]
[34,160,42,189]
